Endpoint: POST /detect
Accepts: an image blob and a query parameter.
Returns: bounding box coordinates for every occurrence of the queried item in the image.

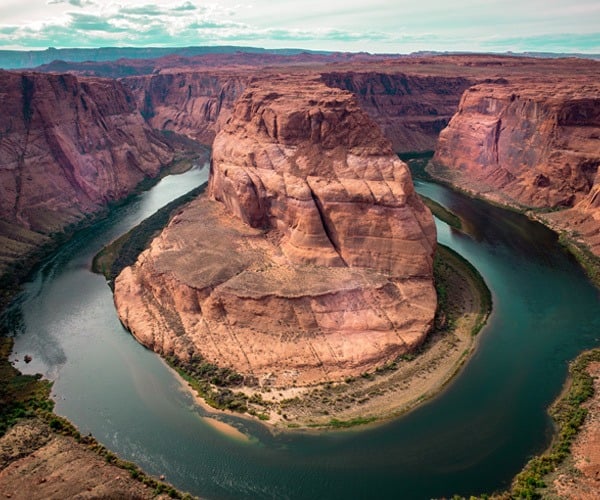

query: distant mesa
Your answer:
[114,76,437,387]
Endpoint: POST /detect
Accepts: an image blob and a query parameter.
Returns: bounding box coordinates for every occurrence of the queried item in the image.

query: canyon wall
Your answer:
[432,80,600,256]
[0,70,174,276]
[122,70,471,154]
[122,71,248,145]
[321,72,472,153]
[115,76,437,387]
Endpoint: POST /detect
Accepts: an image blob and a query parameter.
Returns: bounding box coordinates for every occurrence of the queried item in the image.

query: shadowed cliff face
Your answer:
[115,76,437,387]
[432,80,600,256]
[122,72,248,145]
[121,70,472,154]
[321,72,472,153]
[0,70,174,276]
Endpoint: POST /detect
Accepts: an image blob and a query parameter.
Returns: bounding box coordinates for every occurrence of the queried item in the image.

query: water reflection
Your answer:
[2,168,599,499]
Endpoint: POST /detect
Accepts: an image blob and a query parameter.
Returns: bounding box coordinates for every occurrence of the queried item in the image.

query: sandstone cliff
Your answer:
[115,76,437,387]
[123,71,248,145]
[432,80,600,256]
[122,69,471,155]
[321,71,472,153]
[0,70,174,276]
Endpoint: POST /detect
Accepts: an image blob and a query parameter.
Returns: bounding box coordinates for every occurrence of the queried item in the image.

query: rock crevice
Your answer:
[115,76,437,387]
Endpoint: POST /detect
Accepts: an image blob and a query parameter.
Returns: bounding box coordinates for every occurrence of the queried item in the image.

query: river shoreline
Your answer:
[426,161,600,290]
[0,157,209,500]
[2,163,596,496]
[506,348,600,499]
[135,243,492,432]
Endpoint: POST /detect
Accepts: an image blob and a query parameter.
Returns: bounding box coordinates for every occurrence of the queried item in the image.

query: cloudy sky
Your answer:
[0,0,598,53]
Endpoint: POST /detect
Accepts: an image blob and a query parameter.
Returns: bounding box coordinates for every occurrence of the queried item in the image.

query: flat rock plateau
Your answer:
[114,75,437,388]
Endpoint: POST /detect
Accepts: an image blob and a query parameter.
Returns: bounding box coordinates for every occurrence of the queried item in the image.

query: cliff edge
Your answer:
[432,79,600,257]
[0,70,174,277]
[114,76,437,388]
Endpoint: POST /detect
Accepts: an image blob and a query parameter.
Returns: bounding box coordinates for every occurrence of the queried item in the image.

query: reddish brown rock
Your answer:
[552,361,600,499]
[432,80,600,256]
[321,72,472,153]
[121,69,471,155]
[0,419,175,500]
[123,71,248,145]
[115,76,437,387]
[0,70,174,275]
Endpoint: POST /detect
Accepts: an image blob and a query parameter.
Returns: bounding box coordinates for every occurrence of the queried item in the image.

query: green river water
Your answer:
[4,164,600,499]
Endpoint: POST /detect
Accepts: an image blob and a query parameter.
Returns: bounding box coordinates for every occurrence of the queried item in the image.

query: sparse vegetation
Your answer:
[509,349,600,499]
[421,194,463,230]
[0,337,54,437]
[558,233,600,288]
[435,244,492,336]
[167,355,250,413]
[92,182,208,284]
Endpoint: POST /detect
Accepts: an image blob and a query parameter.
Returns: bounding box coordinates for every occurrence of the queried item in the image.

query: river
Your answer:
[4,165,600,499]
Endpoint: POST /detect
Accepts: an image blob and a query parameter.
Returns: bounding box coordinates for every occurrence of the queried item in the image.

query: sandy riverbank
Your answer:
[171,244,491,431]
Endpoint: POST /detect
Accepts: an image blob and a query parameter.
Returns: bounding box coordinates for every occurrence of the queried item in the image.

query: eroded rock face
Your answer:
[115,76,437,387]
[123,71,248,145]
[434,81,600,208]
[0,70,173,274]
[122,69,471,155]
[322,72,472,153]
[432,80,600,256]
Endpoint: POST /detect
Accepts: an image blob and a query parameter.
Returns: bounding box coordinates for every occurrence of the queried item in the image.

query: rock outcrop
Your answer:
[122,69,471,155]
[123,71,248,145]
[432,80,600,256]
[0,419,177,499]
[0,70,174,275]
[115,76,437,387]
[321,72,472,153]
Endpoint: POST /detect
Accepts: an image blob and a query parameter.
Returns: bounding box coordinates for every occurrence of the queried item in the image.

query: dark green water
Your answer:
[4,170,599,499]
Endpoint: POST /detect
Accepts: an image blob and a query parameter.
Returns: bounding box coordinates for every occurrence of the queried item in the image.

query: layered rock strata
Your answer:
[433,80,600,256]
[115,77,437,387]
[123,71,248,145]
[123,69,471,155]
[0,70,173,275]
[321,72,472,153]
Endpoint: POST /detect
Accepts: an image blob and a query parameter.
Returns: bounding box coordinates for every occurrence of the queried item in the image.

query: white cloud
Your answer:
[0,1,598,52]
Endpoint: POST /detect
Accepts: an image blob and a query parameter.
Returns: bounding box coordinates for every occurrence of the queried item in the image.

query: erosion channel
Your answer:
[3,162,600,499]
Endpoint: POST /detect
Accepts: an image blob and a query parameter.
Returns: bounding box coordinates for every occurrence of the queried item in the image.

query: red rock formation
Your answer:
[432,80,600,256]
[122,71,248,145]
[321,72,472,153]
[0,70,173,275]
[121,69,471,155]
[115,76,437,387]
[552,360,600,499]
[434,81,600,208]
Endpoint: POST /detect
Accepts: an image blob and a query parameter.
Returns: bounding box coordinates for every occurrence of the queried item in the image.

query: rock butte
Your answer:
[114,76,437,387]
[433,79,600,257]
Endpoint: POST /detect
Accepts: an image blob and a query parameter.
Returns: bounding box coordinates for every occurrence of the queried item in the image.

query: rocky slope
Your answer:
[551,360,600,499]
[115,76,437,387]
[321,72,472,153]
[0,70,174,276]
[0,419,177,499]
[432,79,600,256]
